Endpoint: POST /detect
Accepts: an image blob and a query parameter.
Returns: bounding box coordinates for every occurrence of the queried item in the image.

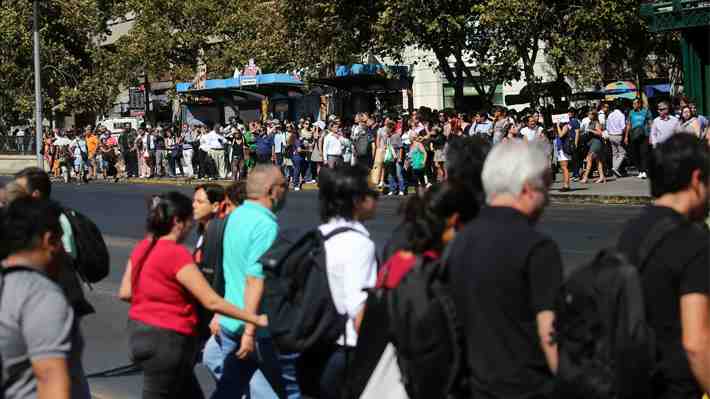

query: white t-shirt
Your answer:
[520,126,542,142]
[319,218,377,347]
[203,131,225,150]
[323,133,343,157]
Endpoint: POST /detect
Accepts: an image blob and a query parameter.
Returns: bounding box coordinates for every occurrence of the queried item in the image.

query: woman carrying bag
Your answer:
[119,191,267,399]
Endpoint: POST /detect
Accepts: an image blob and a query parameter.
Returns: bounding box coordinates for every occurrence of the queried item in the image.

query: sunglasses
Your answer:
[658,108,668,111]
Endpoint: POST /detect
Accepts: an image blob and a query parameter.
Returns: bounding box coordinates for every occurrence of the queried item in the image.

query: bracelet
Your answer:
[244,332,255,337]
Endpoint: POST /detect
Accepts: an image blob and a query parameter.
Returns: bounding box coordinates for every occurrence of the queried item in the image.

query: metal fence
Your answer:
[0,135,37,155]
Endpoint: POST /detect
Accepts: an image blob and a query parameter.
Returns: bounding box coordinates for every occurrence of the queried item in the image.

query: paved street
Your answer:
[2,179,645,398]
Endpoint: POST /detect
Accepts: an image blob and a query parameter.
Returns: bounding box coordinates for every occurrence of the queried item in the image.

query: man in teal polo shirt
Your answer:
[627,97,653,179]
[207,164,291,399]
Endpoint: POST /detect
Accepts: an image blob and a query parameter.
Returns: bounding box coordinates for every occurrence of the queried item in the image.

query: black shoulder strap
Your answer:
[637,217,681,272]
[323,226,365,241]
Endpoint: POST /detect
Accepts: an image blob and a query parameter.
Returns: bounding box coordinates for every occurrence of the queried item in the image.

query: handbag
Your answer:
[563,137,575,156]
[383,143,395,164]
[360,344,409,399]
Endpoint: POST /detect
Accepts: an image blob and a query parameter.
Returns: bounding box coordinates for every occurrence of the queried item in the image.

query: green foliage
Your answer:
[374,0,521,107]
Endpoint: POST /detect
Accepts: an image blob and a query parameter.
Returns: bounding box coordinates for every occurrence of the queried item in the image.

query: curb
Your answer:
[549,194,651,205]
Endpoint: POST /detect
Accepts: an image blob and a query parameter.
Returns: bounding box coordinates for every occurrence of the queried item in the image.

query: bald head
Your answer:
[246,165,283,199]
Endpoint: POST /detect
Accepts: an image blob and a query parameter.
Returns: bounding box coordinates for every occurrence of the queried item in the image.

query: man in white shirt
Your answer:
[204,125,226,178]
[651,101,680,147]
[323,122,344,168]
[520,116,543,142]
[271,121,287,174]
[317,166,378,399]
[605,100,628,177]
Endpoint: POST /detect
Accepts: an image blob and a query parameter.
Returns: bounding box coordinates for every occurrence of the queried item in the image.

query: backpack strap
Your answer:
[323,226,366,241]
[636,217,681,272]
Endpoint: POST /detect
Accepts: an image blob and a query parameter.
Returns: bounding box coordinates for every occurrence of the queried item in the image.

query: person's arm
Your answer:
[118,259,132,302]
[681,293,710,392]
[650,121,658,147]
[529,240,563,374]
[624,117,630,145]
[693,120,702,138]
[537,310,558,373]
[176,264,266,326]
[237,276,264,359]
[32,358,71,399]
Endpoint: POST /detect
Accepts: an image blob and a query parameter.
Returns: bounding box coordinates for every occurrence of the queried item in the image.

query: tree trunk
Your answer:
[453,77,465,111]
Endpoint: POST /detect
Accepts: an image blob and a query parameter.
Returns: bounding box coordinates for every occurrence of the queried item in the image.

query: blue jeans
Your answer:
[387,161,407,193]
[209,331,300,399]
[203,335,279,399]
[292,156,304,188]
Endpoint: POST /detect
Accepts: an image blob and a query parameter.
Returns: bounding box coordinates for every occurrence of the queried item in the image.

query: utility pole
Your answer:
[33,0,43,168]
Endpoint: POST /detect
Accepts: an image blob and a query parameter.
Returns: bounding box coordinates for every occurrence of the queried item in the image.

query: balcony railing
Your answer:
[641,0,710,31]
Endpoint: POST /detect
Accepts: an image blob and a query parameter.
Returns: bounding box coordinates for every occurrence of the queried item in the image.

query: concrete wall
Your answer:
[0,155,40,175]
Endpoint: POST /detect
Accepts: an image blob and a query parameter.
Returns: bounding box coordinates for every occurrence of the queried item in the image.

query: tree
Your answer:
[374,0,520,110]
[279,0,379,78]
[545,0,680,91]
[0,0,116,125]
[477,0,557,106]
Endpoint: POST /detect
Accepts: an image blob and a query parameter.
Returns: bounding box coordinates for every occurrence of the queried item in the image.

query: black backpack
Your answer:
[261,226,360,396]
[386,255,464,399]
[261,227,356,353]
[355,130,370,156]
[554,218,680,399]
[63,209,110,285]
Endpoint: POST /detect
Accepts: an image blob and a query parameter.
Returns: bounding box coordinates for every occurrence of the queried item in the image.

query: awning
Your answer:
[644,83,671,98]
[176,73,304,94]
[312,63,412,93]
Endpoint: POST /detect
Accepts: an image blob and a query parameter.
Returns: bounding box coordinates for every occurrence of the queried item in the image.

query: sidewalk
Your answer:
[550,175,651,205]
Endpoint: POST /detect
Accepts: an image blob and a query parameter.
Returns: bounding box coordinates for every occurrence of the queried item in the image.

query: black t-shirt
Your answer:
[617,206,710,399]
[448,207,563,398]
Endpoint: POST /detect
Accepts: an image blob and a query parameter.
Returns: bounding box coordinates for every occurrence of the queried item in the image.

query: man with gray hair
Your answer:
[651,101,679,147]
[447,141,563,398]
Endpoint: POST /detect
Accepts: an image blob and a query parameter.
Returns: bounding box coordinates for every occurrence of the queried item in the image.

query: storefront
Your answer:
[175,73,306,126]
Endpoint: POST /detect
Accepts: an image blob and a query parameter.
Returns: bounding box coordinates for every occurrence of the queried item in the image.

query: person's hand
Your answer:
[624,136,629,146]
[236,334,255,359]
[209,315,221,336]
[257,314,268,328]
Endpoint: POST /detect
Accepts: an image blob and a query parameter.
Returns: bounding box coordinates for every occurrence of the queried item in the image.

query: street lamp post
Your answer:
[33,0,43,168]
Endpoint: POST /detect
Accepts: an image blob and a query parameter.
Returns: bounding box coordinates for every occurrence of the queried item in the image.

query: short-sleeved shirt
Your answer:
[0,269,74,399]
[651,116,679,146]
[617,206,710,398]
[220,201,278,335]
[448,206,563,398]
[273,132,287,154]
[629,109,651,133]
[254,134,274,156]
[128,239,198,336]
[319,218,377,347]
[606,109,626,135]
[86,135,99,157]
[473,120,493,136]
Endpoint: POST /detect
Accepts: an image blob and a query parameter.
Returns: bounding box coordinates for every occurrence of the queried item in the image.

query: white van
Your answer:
[96,117,144,136]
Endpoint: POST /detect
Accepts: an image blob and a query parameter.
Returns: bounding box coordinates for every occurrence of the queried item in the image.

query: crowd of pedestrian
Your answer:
[2,93,710,399]
[3,127,710,399]
[32,94,710,197]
